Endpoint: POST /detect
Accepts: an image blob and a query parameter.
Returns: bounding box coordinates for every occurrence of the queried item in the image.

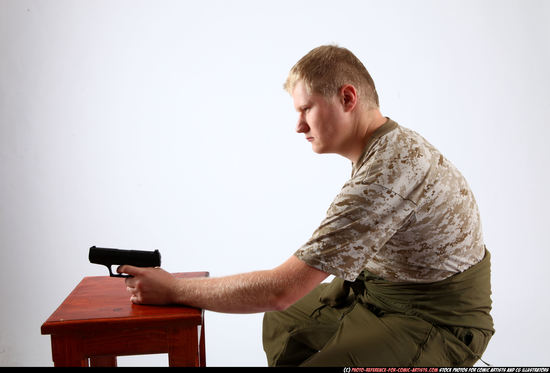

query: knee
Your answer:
[262,310,284,339]
[262,310,288,366]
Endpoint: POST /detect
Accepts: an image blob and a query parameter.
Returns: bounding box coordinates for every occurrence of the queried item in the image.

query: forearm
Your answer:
[172,269,289,313]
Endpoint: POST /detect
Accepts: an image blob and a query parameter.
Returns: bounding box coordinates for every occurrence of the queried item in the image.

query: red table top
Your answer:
[41,272,209,335]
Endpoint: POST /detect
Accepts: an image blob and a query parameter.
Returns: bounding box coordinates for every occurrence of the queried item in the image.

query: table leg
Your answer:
[90,355,118,366]
[50,335,88,367]
[199,319,206,367]
[168,327,199,367]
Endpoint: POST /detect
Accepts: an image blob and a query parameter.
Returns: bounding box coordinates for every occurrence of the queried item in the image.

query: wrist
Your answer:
[169,277,193,305]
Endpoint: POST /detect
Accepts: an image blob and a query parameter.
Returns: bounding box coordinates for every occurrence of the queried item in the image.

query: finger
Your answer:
[117,265,143,277]
[124,276,137,287]
[130,294,142,304]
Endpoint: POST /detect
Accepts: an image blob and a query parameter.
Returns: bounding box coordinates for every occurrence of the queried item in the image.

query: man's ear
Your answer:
[340,84,358,112]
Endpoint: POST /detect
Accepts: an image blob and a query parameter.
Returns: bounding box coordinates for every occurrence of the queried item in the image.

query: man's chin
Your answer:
[311,146,323,154]
[311,144,329,154]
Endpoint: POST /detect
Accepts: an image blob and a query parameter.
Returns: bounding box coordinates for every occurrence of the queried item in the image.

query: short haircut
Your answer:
[284,45,379,108]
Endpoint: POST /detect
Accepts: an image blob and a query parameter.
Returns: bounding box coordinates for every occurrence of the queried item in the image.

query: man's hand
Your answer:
[117,265,178,305]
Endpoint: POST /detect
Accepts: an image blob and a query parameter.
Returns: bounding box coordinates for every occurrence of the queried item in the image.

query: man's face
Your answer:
[292,81,348,155]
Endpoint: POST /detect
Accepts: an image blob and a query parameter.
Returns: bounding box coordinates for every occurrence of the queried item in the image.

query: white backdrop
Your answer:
[1,0,549,367]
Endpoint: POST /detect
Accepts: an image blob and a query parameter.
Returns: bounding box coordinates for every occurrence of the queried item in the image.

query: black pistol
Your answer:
[89,246,161,278]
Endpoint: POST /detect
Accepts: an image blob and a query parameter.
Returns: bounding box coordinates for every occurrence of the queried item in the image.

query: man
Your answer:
[118,45,494,366]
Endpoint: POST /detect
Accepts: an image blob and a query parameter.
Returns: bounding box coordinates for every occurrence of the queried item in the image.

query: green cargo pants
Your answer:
[263,251,494,367]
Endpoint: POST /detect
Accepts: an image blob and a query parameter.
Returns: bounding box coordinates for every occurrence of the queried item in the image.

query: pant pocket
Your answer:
[414,325,479,367]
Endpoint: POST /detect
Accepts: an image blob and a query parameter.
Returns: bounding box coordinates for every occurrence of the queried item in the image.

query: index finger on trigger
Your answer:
[117,264,142,277]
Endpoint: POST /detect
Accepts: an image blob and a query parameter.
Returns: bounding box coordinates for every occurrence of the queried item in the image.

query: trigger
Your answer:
[111,265,131,278]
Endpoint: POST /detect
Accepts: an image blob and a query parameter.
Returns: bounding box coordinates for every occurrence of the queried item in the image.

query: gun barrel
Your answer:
[89,246,161,268]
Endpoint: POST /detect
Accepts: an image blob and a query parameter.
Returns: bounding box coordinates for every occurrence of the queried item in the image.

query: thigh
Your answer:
[301,303,434,367]
[262,283,346,366]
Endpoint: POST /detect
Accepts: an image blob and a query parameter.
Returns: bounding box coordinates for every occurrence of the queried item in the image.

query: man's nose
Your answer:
[296,116,309,133]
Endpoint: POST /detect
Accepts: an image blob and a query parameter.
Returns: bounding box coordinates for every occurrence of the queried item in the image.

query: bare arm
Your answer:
[118,255,329,313]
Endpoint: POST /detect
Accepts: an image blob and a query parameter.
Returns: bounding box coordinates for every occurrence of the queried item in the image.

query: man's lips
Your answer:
[306,137,314,142]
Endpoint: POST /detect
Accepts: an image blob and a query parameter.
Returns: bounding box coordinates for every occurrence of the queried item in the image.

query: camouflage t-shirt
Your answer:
[295,119,485,283]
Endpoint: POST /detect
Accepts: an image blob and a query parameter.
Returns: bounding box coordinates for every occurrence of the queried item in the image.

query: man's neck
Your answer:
[345,109,387,164]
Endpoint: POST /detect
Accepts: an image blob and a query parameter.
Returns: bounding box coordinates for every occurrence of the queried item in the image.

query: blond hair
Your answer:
[284,45,379,108]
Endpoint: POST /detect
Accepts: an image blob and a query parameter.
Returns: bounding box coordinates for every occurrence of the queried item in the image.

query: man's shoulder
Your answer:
[359,120,438,165]
[355,123,438,193]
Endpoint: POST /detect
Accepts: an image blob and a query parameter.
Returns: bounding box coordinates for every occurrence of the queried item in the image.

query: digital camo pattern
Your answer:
[295,119,485,283]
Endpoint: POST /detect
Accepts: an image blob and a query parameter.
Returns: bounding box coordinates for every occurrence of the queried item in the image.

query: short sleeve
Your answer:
[294,181,416,281]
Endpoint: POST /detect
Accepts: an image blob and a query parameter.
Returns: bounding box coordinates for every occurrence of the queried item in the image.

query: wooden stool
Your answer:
[41,272,208,367]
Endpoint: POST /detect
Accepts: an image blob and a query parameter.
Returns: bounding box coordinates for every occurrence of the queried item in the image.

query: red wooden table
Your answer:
[41,272,208,367]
